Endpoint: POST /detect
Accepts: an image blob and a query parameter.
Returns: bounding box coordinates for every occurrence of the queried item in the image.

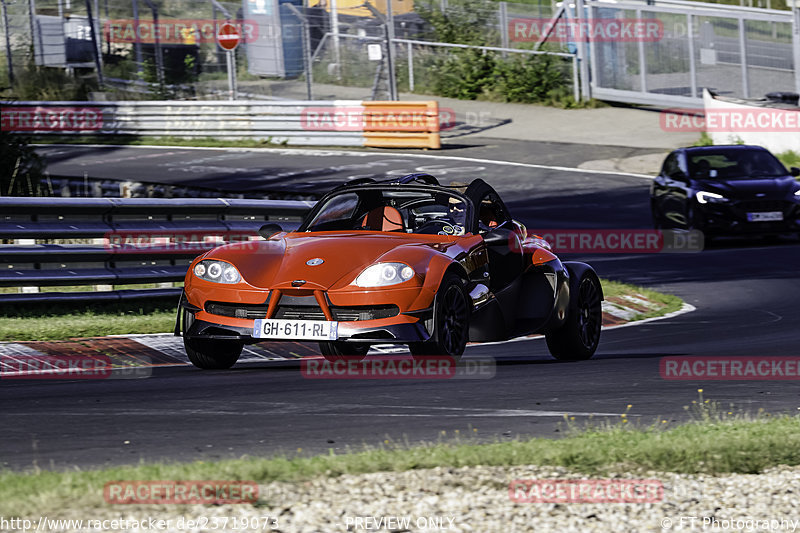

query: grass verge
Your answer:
[1,403,799,516]
[0,299,177,341]
[0,278,681,341]
[601,279,684,320]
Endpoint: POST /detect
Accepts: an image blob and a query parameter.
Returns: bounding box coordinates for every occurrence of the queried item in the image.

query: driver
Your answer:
[479,201,499,229]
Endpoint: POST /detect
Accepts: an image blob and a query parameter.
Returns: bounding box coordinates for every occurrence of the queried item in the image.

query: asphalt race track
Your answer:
[2,142,800,471]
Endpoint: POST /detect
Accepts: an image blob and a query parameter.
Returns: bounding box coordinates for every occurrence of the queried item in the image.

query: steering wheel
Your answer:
[417,219,460,235]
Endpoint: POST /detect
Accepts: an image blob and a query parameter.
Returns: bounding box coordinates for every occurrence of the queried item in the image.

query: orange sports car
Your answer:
[176,174,603,369]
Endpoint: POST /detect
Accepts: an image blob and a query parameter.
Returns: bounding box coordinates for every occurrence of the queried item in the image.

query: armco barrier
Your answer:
[0,197,314,304]
[0,100,442,149]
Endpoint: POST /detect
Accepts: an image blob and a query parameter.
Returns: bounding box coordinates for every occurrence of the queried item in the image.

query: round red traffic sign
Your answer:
[216,22,241,51]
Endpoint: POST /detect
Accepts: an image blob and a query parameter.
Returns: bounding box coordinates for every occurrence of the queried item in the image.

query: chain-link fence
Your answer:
[1,0,795,105]
[304,0,577,102]
[1,0,247,99]
[0,0,577,101]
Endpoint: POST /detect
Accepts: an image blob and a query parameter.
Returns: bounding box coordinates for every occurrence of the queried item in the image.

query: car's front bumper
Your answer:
[697,199,800,235]
[183,316,431,345]
[178,291,433,345]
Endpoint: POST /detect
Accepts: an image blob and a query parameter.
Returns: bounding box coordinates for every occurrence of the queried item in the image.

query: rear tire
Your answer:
[409,273,469,360]
[545,274,602,361]
[319,342,369,362]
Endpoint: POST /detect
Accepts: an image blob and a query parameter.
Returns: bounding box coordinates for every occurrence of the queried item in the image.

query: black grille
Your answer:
[736,200,789,212]
[276,304,399,321]
[274,304,326,320]
[205,302,268,319]
[206,300,399,321]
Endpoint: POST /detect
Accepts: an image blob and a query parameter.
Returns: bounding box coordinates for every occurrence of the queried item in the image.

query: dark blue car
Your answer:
[650,145,800,238]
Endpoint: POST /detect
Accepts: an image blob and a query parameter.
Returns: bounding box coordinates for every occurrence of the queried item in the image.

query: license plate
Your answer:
[747,211,783,222]
[253,319,338,341]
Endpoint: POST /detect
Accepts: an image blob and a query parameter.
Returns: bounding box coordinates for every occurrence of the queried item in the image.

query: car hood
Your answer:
[205,231,454,290]
[694,176,799,199]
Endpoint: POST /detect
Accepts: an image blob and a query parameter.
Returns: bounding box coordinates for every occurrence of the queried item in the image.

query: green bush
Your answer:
[413,0,575,105]
[11,64,96,101]
[492,52,569,103]
[432,48,498,99]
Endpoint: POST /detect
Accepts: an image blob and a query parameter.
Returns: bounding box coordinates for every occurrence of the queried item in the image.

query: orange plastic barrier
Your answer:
[361,101,441,149]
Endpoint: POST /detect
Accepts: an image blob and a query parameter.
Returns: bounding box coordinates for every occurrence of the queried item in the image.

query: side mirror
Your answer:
[791,167,800,177]
[669,172,689,183]
[258,223,282,240]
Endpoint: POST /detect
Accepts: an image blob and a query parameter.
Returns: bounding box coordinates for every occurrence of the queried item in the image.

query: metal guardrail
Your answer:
[0,100,442,149]
[0,197,314,304]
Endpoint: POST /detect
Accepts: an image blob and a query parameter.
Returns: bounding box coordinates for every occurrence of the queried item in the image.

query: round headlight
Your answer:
[222,264,240,283]
[193,263,206,277]
[207,262,222,279]
[381,264,397,281]
[355,262,417,287]
[400,266,414,280]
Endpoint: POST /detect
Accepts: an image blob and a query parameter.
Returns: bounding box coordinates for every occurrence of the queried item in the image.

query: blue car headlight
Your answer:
[193,260,241,284]
[355,263,415,287]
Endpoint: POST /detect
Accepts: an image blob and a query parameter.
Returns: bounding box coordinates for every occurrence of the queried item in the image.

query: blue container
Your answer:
[279,0,305,78]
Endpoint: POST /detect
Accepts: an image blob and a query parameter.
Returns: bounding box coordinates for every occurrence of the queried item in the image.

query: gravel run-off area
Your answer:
[38,464,800,532]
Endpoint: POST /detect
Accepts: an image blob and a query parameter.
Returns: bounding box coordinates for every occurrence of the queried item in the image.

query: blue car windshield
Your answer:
[688,149,788,179]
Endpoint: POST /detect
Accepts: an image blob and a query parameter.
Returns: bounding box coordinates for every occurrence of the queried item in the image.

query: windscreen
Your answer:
[688,149,788,179]
[303,189,470,235]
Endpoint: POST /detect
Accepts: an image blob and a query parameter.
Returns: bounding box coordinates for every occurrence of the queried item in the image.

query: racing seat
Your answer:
[361,206,405,232]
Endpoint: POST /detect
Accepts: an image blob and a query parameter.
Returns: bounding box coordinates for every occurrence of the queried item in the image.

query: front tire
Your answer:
[409,273,469,359]
[545,274,602,361]
[650,200,662,229]
[182,309,243,369]
[686,204,705,232]
[184,337,244,369]
[319,342,369,362]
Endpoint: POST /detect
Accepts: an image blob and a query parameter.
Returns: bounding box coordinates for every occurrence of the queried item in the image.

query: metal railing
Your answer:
[0,196,314,303]
[1,99,442,148]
